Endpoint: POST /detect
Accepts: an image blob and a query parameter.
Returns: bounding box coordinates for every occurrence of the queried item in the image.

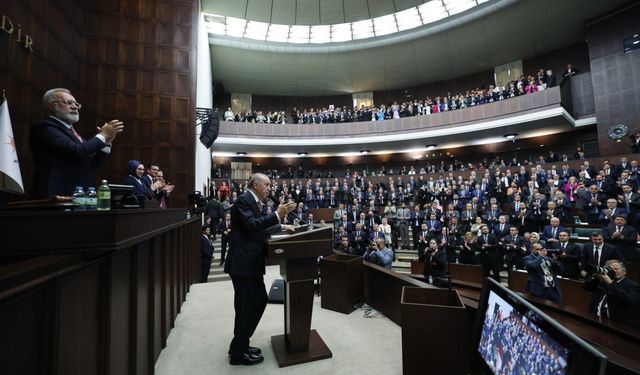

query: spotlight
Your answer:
[426,144,437,150]
[360,150,370,155]
[236,152,247,156]
[504,133,517,139]
[298,152,308,156]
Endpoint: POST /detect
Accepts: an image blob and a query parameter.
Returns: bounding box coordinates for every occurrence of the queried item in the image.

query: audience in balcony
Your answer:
[222,65,575,124]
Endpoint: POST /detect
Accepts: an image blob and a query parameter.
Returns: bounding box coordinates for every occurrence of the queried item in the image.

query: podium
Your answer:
[267,225,333,367]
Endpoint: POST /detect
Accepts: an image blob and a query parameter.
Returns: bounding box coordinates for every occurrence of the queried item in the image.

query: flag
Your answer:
[0,99,24,194]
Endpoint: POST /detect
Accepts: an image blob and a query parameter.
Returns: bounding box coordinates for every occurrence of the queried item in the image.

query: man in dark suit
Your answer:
[541,217,565,247]
[219,212,232,266]
[523,243,563,303]
[551,231,582,279]
[205,197,223,240]
[602,215,639,261]
[581,233,625,272]
[588,260,640,328]
[224,173,296,366]
[476,225,501,281]
[29,88,124,198]
[201,225,214,283]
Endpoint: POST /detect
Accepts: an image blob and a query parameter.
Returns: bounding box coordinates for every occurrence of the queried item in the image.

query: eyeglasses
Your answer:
[53,100,82,109]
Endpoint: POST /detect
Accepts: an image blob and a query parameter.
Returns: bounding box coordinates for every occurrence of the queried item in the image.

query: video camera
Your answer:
[582,263,615,292]
[187,191,207,214]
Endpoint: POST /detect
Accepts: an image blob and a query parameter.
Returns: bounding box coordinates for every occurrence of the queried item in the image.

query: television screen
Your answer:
[471,278,607,375]
[478,290,569,374]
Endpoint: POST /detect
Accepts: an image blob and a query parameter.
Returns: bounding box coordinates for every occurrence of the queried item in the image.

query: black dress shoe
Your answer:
[228,346,261,356]
[229,353,264,366]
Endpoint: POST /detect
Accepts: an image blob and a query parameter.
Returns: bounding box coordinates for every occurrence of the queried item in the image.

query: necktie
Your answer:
[594,247,600,266]
[70,126,83,142]
[562,242,566,250]
[617,226,622,233]
[484,235,488,243]
[552,228,556,238]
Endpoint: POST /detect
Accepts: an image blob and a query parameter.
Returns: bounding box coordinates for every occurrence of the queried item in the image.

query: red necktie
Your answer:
[70,126,83,142]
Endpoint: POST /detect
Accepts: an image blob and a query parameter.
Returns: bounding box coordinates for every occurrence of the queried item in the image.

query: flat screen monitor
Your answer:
[471,278,607,375]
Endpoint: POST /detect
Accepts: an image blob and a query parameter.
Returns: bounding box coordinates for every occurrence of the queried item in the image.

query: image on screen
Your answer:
[478,290,570,375]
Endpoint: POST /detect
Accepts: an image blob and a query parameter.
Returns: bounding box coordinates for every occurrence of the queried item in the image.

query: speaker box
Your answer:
[199,109,219,148]
[268,279,285,304]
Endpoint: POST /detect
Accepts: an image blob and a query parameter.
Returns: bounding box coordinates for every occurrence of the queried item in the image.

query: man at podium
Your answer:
[224,173,296,366]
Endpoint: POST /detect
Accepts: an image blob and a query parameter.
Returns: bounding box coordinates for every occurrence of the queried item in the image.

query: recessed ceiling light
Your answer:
[236,152,246,156]
[504,133,518,139]
[426,144,437,150]
[360,150,370,154]
[298,152,308,156]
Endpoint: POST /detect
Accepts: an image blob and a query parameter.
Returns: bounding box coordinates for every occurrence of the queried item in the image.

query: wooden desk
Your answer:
[0,209,200,375]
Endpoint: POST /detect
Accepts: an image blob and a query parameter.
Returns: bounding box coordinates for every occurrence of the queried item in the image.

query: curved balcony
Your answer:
[214,84,596,156]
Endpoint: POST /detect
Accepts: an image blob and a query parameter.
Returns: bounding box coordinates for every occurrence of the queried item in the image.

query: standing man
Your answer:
[524,243,563,303]
[205,196,223,240]
[224,173,296,366]
[29,88,124,198]
[200,225,214,283]
[219,212,232,266]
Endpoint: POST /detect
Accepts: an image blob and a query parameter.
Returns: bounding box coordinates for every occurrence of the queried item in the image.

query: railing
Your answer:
[219,86,565,139]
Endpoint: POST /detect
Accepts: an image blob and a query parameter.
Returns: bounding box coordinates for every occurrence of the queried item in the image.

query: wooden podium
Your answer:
[267,225,334,367]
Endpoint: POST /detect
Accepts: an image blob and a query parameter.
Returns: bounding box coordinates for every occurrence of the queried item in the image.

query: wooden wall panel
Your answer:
[0,0,198,208]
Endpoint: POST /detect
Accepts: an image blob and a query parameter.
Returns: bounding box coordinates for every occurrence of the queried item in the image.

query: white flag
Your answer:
[0,99,24,194]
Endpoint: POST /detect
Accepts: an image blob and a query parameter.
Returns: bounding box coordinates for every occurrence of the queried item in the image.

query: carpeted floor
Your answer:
[154,265,403,375]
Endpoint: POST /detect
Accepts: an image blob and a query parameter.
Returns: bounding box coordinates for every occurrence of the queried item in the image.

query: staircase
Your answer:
[206,236,231,283]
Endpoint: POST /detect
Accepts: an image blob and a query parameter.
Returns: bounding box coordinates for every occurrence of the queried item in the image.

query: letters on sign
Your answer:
[1,15,34,53]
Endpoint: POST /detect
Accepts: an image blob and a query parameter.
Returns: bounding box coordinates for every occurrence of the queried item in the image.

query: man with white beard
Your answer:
[29,88,124,198]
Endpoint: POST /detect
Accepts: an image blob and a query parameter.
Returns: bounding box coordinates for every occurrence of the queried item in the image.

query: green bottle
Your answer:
[97,180,111,211]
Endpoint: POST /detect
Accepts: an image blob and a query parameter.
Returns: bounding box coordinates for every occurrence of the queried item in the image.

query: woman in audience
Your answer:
[471,216,484,240]
[563,176,579,207]
[459,231,477,265]
[123,160,154,200]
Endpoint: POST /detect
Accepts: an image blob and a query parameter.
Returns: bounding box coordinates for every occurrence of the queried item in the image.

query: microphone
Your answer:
[266,192,280,206]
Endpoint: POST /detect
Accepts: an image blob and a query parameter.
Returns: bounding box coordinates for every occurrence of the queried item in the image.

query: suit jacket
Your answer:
[602,224,639,261]
[475,233,499,255]
[581,243,625,267]
[588,277,640,329]
[201,235,214,260]
[123,175,153,200]
[29,117,109,198]
[224,191,280,278]
[523,254,562,298]
[492,223,511,241]
[552,241,581,279]
[542,225,565,242]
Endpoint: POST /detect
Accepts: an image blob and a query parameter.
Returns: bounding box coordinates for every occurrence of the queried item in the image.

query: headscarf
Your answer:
[126,160,142,177]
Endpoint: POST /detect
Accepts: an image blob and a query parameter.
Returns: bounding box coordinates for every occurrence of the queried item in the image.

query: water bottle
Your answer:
[86,187,97,210]
[97,180,111,211]
[73,186,86,211]
[428,275,433,284]
[185,210,192,219]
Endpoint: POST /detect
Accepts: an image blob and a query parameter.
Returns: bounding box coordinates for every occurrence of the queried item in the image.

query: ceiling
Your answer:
[206,0,631,96]
[202,0,427,25]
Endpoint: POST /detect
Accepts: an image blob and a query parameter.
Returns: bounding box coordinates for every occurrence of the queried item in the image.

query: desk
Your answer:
[0,209,200,375]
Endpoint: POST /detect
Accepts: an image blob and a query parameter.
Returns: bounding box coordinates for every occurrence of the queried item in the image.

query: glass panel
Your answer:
[289,25,310,43]
[373,14,398,36]
[310,25,331,43]
[226,17,247,37]
[418,1,448,23]
[444,0,477,15]
[395,8,422,31]
[267,24,290,42]
[245,20,269,40]
[352,19,374,40]
[331,23,352,42]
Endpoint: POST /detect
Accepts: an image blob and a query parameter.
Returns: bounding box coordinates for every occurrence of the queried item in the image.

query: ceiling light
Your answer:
[360,150,370,155]
[426,144,437,149]
[504,133,518,139]
[236,152,246,156]
[298,152,308,156]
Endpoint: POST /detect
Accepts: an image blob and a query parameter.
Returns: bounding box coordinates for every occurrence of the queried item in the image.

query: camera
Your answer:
[582,264,615,292]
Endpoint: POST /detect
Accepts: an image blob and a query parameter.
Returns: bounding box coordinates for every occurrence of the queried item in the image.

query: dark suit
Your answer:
[552,241,581,279]
[219,219,232,263]
[523,253,563,303]
[588,277,640,328]
[201,234,214,283]
[29,117,109,198]
[476,233,501,281]
[602,224,639,261]
[225,190,281,358]
[581,243,625,267]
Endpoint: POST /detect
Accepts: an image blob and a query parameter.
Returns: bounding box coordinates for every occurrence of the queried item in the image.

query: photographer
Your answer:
[587,260,640,328]
[363,237,394,270]
[523,243,563,303]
